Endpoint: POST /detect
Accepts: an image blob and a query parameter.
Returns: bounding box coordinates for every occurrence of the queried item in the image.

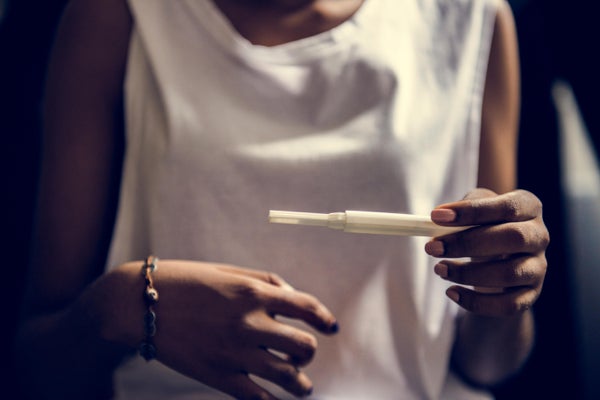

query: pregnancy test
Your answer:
[268,210,472,237]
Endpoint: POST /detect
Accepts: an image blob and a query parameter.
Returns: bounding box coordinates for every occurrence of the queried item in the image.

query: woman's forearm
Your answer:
[451,308,535,387]
[15,266,142,400]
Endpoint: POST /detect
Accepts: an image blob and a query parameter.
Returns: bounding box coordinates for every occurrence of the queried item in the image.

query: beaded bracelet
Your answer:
[139,255,159,361]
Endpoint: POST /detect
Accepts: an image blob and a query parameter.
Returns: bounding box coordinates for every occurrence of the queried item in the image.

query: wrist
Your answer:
[453,308,535,386]
[96,261,147,348]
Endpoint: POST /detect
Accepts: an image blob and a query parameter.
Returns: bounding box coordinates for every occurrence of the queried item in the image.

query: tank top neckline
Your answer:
[185,0,378,64]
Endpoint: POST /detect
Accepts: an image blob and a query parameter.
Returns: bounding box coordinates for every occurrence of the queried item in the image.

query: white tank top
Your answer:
[108,0,500,398]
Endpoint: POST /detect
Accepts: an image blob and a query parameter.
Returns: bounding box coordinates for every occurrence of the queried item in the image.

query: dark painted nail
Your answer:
[330,321,339,334]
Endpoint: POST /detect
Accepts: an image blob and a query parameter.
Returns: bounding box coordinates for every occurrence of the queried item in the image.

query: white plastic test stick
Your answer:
[268,210,470,237]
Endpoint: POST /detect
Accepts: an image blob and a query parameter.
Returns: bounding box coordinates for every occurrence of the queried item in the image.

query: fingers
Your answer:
[224,274,337,392]
[265,288,339,335]
[432,254,546,317]
[427,189,549,260]
[444,285,541,317]
[209,350,314,400]
[241,348,314,398]
[210,373,280,400]
[433,255,547,289]
[232,281,337,369]
[211,312,318,398]
[425,220,550,258]
[244,313,318,367]
[426,188,550,317]
[431,189,543,226]
[224,298,321,398]
[212,264,336,333]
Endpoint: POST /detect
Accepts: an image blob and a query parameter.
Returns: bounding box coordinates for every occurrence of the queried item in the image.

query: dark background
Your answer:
[1,1,598,398]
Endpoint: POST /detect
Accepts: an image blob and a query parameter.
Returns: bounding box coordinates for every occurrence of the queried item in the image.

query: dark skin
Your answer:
[16,0,548,399]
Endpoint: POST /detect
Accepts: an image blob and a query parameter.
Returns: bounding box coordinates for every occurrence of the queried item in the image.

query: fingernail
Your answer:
[425,241,445,257]
[330,321,339,334]
[434,263,448,279]
[431,209,457,223]
[447,289,460,303]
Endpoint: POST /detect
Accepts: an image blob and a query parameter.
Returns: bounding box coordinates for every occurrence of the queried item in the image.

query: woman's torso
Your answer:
[108,0,499,398]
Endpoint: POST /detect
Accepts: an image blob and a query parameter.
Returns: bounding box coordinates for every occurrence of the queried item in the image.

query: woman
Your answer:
[16,0,548,399]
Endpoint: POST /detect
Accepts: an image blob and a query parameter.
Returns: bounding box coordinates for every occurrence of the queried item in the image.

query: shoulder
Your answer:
[58,0,132,45]
[493,0,517,42]
[49,0,133,99]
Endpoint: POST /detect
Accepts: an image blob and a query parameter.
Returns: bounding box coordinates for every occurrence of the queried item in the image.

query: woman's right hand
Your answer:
[111,260,338,399]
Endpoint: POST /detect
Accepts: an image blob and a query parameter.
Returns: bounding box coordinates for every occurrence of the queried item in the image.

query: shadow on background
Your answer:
[554,80,600,400]
[0,1,68,398]
[494,1,599,399]
[1,0,597,399]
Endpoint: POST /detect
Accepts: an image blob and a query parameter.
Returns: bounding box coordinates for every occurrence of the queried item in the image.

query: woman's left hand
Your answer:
[425,188,549,317]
